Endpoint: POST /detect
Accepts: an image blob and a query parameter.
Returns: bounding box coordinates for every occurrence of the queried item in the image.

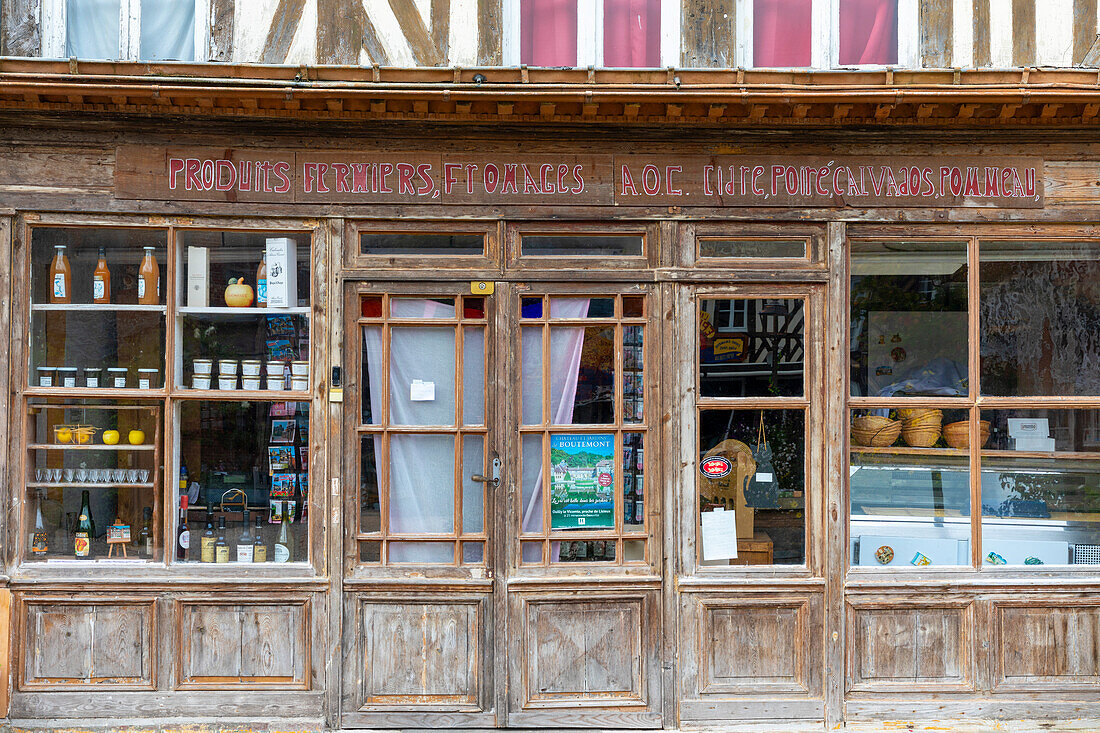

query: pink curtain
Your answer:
[603,0,660,67]
[839,0,897,65]
[753,0,811,67]
[521,0,578,66]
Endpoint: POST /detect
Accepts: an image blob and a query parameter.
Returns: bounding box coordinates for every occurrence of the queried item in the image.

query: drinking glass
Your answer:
[63,468,75,483]
[35,469,45,483]
[127,469,140,484]
[75,468,87,483]
[49,468,62,483]
[138,469,150,483]
[113,468,126,483]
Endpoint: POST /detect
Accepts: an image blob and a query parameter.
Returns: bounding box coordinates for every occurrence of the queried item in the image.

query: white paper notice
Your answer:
[755,472,773,482]
[410,379,436,401]
[700,508,739,561]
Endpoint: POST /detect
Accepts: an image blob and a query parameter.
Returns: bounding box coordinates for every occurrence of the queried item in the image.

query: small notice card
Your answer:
[410,379,436,401]
[700,508,738,561]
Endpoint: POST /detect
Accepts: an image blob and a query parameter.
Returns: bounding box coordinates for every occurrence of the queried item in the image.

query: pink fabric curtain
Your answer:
[603,0,660,67]
[753,0,811,67]
[521,0,578,66]
[838,0,898,65]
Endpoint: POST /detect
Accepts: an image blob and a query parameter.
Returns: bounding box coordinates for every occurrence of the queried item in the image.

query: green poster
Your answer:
[549,434,615,530]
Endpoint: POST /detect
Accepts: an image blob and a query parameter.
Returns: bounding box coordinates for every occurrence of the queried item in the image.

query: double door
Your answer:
[340,280,663,728]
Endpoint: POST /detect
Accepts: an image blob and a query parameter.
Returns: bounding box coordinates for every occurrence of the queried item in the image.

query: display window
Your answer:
[19,222,316,566]
[848,237,1100,568]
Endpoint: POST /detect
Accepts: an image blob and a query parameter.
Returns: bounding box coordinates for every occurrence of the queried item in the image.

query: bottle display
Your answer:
[92,247,111,304]
[236,510,254,563]
[200,510,216,563]
[138,506,153,557]
[31,492,49,557]
[138,246,159,305]
[252,514,267,562]
[176,495,190,560]
[74,490,93,558]
[274,503,291,562]
[49,244,71,304]
[215,516,229,563]
[256,255,267,307]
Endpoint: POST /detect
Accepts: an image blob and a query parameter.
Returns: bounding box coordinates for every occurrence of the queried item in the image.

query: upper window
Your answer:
[43,0,201,61]
[749,0,903,68]
[508,0,675,67]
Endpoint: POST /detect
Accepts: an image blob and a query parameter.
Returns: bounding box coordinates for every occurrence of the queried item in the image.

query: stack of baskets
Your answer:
[942,420,991,449]
[851,415,902,447]
[898,409,943,447]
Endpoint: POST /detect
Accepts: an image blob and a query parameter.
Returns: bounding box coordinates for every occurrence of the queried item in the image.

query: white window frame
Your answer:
[735,0,918,69]
[41,0,209,61]
[503,0,680,68]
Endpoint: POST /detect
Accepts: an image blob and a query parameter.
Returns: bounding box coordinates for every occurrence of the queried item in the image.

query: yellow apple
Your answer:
[102,430,120,445]
[127,429,146,445]
[55,427,72,444]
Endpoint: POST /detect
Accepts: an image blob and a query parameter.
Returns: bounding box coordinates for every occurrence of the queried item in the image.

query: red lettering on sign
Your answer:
[620,165,638,195]
[168,158,185,190]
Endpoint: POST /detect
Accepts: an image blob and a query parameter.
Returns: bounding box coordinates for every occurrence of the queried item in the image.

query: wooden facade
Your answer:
[0,62,1099,731]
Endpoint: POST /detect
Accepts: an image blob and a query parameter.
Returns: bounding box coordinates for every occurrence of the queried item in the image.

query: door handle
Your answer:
[471,456,501,488]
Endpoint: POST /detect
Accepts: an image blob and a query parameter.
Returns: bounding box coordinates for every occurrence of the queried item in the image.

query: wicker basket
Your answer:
[943,420,991,449]
[901,409,943,448]
[851,415,902,447]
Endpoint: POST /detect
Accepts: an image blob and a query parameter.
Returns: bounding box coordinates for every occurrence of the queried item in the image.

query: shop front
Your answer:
[2,64,1100,731]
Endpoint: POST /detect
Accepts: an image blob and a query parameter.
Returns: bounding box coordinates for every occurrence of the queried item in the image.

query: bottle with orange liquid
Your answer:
[92,247,111,304]
[48,244,71,304]
[137,246,159,305]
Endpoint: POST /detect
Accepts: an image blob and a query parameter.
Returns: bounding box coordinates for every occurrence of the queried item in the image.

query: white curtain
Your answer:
[66,0,120,59]
[140,0,196,61]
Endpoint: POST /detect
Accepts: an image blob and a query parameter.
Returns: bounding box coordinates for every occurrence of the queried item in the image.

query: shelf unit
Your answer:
[31,303,167,312]
[29,443,155,451]
[178,306,310,317]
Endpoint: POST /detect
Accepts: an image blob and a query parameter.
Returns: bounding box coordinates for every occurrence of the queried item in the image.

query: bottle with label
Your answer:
[137,506,153,557]
[236,510,254,563]
[92,247,111,304]
[273,503,292,563]
[176,495,190,560]
[137,246,159,305]
[49,244,71,304]
[252,514,267,562]
[74,490,93,558]
[179,464,188,494]
[256,255,267,307]
[31,491,49,557]
[200,510,216,563]
[214,516,229,563]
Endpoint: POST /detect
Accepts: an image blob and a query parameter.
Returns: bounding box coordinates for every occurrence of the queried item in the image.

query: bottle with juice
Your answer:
[49,244,71,304]
[92,247,111,304]
[138,246,159,305]
[256,255,267,308]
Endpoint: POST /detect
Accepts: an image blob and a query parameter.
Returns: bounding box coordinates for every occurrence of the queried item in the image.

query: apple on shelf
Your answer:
[225,278,255,308]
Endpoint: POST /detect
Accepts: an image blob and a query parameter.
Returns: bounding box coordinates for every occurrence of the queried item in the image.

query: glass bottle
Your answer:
[49,244,71,304]
[214,516,229,563]
[92,247,111,304]
[74,490,93,558]
[137,246,159,305]
[273,503,291,563]
[137,506,153,557]
[176,495,189,560]
[252,514,267,562]
[200,510,216,563]
[236,510,254,563]
[256,255,267,308]
[31,491,49,557]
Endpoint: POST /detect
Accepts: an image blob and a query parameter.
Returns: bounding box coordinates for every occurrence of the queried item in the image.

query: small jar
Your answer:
[83,367,101,388]
[218,375,238,390]
[137,368,159,389]
[106,367,128,388]
[192,375,211,390]
[218,359,238,376]
[36,366,56,387]
[241,360,262,377]
[193,359,213,375]
[57,367,78,388]
[242,377,261,391]
[291,360,309,377]
[266,376,284,391]
[291,377,309,392]
[266,360,286,378]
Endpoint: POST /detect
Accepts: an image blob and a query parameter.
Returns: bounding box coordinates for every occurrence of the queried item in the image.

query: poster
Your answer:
[550,434,615,529]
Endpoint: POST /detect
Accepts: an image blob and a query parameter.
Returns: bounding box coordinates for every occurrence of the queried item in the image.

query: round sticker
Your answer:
[597,473,613,487]
[700,456,733,478]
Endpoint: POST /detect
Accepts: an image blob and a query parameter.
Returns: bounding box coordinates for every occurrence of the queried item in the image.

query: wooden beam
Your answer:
[1073,0,1099,65]
[1012,0,1036,66]
[260,0,305,64]
[973,0,992,67]
[681,0,736,67]
[477,0,502,64]
[317,0,389,65]
[207,0,234,62]
[388,0,445,66]
[1,0,42,56]
[919,0,953,68]
[707,103,726,118]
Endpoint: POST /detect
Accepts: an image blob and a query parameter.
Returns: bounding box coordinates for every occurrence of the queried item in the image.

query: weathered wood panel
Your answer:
[317,0,389,64]
[998,605,1100,685]
[680,0,735,67]
[476,0,500,64]
[208,0,235,61]
[709,604,801,685]
[93,605,147,680]
[973,0,992,67]
[184,605,243,679]
[0,0,40,56]
[261,0,307,64]
[1011,0,1036,65]
[848,603,973,690]
[920,0,954,67]
[1073,0,1098,64]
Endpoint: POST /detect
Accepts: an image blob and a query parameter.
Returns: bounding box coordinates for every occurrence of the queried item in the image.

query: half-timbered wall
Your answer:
[2,0,1099,67]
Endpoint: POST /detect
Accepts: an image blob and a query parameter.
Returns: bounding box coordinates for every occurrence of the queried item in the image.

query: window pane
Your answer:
[556,326,614,424]
[980,241,1100,397]
[461,435,485,534]
[389,541,455,563]
[522,327,543,424]
[360,437,381,534]
[523,236,643,256]
[838,0,898,64]
[700,298,804,398]
[521,434,544,534]
[463,327,485,425]
[603,0,660,67]
[521,0,577,65]
[623,326,644,423]
[553,540,617,562]
[360,233,484,255]
[850,242,968,397]
[623,432,645,531]
[388,327,456,426]
[66,0,120,59]
[753,0,811,67]
[700,238,807,259]
[361,326,381,425]
[389,434,454,534]
[550,433,616,530]
[140,0,195,61]
[699,409,805,565]
[981,409,1100,566]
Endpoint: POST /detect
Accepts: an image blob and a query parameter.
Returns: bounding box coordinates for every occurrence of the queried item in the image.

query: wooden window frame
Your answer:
[346,219,501,273]
[679,222,826,270]
[847,227,1100,576]
[11,214,326,577]
[40,0,209,61]
[506,221,656,272]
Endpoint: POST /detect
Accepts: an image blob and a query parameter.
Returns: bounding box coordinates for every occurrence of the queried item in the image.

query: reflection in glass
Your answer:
[360,233,484,255]
[623,432,645,532]
[552,540,617,562]
[980,241,1100,397]
[850,241,967,397]
[699,409,805,565]
[699,238,806,259]
[700,299,804,398]
[523,235,643,256]
[980,409,1100,565]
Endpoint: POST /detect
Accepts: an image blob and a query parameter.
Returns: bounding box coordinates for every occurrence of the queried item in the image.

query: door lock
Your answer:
[471,457,501,488]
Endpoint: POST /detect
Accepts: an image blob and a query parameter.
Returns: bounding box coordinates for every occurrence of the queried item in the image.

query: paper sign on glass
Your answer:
[700,508,739,561]
[410,379,436,401]
[549,434,615,530]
